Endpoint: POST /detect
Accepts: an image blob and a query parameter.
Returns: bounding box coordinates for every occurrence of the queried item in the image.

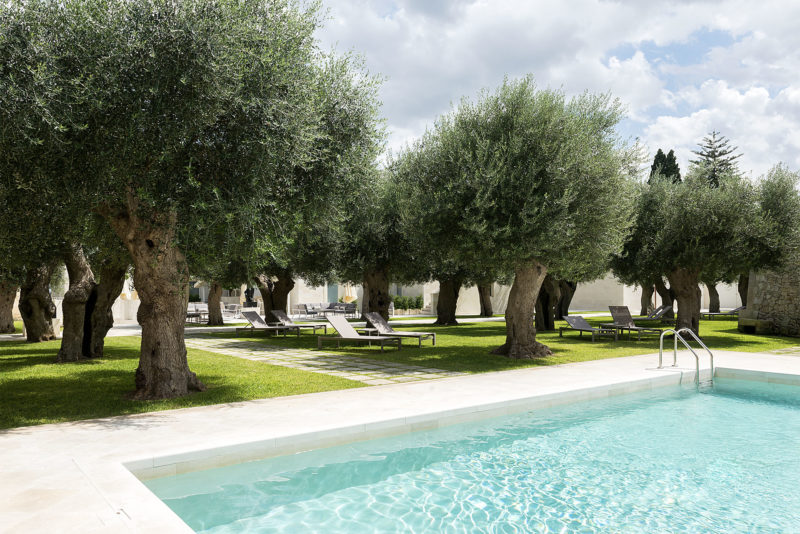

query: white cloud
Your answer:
[644,81,800,177]
[316,0,800,174]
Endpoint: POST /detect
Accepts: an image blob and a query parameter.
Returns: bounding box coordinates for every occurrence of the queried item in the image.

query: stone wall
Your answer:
[739,266,800,336]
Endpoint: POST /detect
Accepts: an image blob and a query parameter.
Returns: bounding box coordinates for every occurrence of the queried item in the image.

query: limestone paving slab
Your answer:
[184,336,465,384]
[2,350,800,533]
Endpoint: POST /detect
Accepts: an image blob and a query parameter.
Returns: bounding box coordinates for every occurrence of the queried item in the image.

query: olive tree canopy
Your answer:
[394,76,639,358]
[0,0,381,398]
[612,164,800,333]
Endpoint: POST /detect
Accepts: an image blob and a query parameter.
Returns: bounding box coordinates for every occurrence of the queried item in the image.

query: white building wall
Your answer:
[11,291,21,320]
[111,297,140,322]
[701,282,741,310]
[570,274,630,311]
[491,283,511,314]
[622,283,644,312]
[288,282,327,311]
[455,286,480,316]
[425,281,509,316]
[423,282,438,311]
[282,274,742,317]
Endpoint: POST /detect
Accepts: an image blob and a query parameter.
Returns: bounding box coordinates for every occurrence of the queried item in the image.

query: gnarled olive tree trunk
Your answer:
[477,283,493,317]
[89,263,127,358]
[492,261,552,359]
[557,280,576,319]
[654,279,675,319]
[57,244,97,362]
[104,203,205,400]
[435,277,462,325]
[254,272,295,318]
[738,273,749,307]
[535,274,560,331]
[207,281,224,326]
[667,268,701,335]
[364,267,390,321]
[19,264,57,342]
[0,281,17,334]
[639,283,654,316]
[704,280,720,313]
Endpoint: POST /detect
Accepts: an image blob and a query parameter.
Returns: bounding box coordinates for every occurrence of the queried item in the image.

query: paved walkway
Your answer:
[4,350,799,533]
[184,336,466,385]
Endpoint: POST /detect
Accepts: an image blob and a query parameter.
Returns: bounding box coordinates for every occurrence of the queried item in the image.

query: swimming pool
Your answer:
[145,378,800,533]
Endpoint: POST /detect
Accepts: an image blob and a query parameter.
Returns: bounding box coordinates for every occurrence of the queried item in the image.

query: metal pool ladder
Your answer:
[659,328,714,387]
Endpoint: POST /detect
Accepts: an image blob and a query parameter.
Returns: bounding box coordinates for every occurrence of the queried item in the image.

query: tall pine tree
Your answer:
[649,148,681,183]
[649,149,667,183]
[690,130,742,187]
[663,149,681,183]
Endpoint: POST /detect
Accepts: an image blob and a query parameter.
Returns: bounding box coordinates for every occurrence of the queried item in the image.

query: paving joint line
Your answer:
[184,336,465,384]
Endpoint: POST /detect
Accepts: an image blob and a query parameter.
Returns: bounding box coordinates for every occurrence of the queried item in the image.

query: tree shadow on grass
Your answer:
[0,344,144,374]
[0,363,359,431]
[0,365,253,430]
[0,369,143,430]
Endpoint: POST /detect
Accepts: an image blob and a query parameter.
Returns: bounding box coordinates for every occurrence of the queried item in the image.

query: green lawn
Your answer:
[0,336,363,430]
[227,316,799,373]
[3,316,796,430]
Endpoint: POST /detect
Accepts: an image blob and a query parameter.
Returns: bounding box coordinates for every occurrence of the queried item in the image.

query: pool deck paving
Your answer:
[2,349,800,533]
[184,336,466,385]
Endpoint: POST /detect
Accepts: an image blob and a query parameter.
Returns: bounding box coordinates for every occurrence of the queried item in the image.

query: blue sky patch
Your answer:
[607,28,737,67]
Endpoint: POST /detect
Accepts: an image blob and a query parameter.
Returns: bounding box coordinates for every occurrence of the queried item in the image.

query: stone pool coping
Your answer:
[2,349,799,533]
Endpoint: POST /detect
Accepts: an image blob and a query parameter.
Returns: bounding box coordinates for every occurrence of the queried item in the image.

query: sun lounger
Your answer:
[643,304,672,321]
[603,306,663,340]
[186,302,209,323]
[270,310,327,334]
[701,305,744,320]
[559,316,617,341]
[318,314,401,351]
[236,310,297,336]
[360,312,435,347]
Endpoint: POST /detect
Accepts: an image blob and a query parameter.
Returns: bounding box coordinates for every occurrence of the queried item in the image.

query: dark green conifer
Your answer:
[649,148,681,183]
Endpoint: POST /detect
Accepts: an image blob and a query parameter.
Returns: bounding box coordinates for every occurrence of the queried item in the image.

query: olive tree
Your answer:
[391,130,507,325]
[252,217,344,315]
[614,165,800,334]
[0,272,17,334]
[251,55,384,316]
[397,77,638,358]
[336,171,411,320]
[184,54,384,322]
[0,181,70,343]
[84,219,131,358]
[0,0,365,398]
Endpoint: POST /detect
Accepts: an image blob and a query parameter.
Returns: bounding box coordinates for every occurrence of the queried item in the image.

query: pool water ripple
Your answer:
[146,378,800,533]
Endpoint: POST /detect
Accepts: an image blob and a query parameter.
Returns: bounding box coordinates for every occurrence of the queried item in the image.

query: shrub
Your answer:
[391,295,422,310]
[392,295,408,310]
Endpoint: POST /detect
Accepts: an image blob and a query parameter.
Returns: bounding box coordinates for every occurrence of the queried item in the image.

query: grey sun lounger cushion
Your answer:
[559,316,617,342]
[363,312,435,347]
[270,310,327,334]
[318,314,401,352]
[606,306,663,339]
[236,310,298,337]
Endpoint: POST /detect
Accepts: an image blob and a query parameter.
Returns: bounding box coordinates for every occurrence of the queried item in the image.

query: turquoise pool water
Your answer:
[146,378,800,533]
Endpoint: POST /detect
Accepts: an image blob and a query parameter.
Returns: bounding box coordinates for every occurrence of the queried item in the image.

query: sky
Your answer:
[316,0,800,177]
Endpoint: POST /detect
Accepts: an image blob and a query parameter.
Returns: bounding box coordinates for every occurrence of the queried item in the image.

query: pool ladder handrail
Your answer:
[658,328,714,385]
